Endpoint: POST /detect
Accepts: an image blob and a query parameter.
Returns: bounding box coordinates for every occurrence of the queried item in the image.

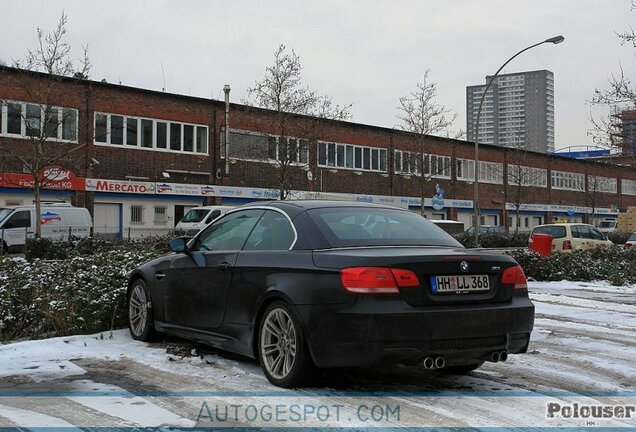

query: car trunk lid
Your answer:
[312,246,518,306]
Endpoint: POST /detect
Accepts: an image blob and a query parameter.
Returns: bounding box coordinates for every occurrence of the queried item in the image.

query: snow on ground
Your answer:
[0,280,634,428]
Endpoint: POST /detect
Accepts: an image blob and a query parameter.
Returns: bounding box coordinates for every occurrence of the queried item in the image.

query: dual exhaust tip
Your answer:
[490,350,508,363]
[421,351,508,369]
[421,356,446,370]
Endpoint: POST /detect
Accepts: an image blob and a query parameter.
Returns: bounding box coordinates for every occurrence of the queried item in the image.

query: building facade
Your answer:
[467,70,555,153]
[0,66,632,239]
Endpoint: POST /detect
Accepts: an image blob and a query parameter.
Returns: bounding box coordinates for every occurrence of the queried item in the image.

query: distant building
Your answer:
[619,109,636,153]
[467,70,555,153]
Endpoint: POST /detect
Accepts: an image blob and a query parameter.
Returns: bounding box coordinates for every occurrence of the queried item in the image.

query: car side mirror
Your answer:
[168,236,191,253]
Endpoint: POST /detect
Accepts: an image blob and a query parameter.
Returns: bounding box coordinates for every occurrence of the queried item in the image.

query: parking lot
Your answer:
[0,280,634,428]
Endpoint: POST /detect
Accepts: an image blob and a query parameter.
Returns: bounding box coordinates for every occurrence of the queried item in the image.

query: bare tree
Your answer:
[396,69,462,216]
[4,12,90,236]
[506,146,547,233]
[586,173,614,222]
[243,45,351,200]
[590,1,636,155]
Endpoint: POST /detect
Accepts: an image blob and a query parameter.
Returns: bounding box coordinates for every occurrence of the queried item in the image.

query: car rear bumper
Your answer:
[296,296,534,368]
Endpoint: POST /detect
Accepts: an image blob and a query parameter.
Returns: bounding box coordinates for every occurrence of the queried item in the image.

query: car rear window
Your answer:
[629,233,636,242]
[532,225,566,239]
[307,207,462,248]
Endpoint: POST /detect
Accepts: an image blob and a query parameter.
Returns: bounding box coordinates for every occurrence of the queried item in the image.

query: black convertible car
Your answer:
[127,201,534,388]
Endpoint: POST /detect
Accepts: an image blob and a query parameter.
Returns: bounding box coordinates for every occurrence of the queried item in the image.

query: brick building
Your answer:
[0,66,633,238]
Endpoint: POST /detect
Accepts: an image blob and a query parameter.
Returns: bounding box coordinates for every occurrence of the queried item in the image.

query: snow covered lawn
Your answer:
[0,281,634,428]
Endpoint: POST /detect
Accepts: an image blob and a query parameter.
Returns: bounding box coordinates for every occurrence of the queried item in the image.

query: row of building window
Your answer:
[0,107,631,195]
[551,170,585,192]
[393,151,451,178]
[220,129,309,164]
[317,141,388,172]
[507,165,548,187]
[622,179,636,196]
[0,101,77,142]
[130,205,168,224]
[94,112,208,154]
[456,159,505,184]
[588,175,618,194]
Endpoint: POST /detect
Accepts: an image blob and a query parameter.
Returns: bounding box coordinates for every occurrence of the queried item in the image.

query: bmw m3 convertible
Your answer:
[127,201,534,388]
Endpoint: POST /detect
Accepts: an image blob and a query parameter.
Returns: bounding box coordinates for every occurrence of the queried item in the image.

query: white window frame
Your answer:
[93,112,208,155]
[588,175,617,194]
[153,206,168,225]
[507,164,548,188]
[0,99,78,143]
[318,141,387,173]
[130,205,144,224]
[551,170,585,192]
[478,161,504,184]
[456,158,475,181]
[622,179,636,196]
[221,128,309,166]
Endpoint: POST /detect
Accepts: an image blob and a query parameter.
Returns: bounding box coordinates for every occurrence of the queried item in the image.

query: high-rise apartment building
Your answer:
[466,70,555,153]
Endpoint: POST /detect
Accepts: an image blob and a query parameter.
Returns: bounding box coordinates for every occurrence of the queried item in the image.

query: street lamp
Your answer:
[472,35,564,245]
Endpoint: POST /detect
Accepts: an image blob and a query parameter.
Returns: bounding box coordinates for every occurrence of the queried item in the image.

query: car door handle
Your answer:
[155,273,166,280]
[217,262,231,270]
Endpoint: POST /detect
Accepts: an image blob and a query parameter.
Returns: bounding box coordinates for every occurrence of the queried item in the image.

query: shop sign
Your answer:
[1,167,85,191]
[86,178,155,194]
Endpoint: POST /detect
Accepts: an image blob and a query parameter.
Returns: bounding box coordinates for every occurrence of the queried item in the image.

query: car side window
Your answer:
[590,227,605,240]
[578,225,593,239]
[243,210,295,251]
[205,210,221,224]
[571,225,581,238]
[3,211,31,229]
[195,209,263,252]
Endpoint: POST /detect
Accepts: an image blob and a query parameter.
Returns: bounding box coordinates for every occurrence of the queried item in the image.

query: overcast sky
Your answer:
[1,0,634,149]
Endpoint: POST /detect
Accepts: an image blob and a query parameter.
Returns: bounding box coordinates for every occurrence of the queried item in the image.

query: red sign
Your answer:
[1,167,86,191]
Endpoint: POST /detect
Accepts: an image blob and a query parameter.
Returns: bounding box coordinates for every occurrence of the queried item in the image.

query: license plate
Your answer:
[431,275,490,293]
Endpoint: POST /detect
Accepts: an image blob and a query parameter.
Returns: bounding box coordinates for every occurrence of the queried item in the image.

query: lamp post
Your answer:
[472,35,564,245]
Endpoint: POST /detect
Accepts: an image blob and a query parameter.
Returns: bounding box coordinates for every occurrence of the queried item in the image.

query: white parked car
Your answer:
[597,218,617,233]
[174,205,235,236]
[529,223,613,253]
[0,203,92,253]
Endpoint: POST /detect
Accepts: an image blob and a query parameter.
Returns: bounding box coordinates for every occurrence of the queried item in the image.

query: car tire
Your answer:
[439,361,484,375]
[258,301,316,388]
[127,279,156,341]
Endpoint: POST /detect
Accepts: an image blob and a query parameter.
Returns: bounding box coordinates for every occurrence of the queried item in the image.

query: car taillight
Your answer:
[625,243,632,249]
[501,265,528,291]
[562,240,572,250]
[340,267,420,294]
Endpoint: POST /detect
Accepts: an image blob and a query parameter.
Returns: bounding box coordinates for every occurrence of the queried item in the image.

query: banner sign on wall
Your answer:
[156,182,217,196]
[0,172,475,210]
[1,167,85,191]
[86,178,156,194]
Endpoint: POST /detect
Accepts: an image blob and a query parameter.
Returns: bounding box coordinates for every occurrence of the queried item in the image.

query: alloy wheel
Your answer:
[129,284,148,337]
[260,308,297,379]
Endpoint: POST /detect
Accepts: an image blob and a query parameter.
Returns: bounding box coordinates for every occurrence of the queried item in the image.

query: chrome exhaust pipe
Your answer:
[499,351,508,362]
[422,357,435,369]
[434,356,446,369]
[490,351,500,363]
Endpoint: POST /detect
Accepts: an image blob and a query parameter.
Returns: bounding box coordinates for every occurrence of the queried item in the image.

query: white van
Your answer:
[597,218,617,233]
[0,203,93,252]
[174,205,235,236]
